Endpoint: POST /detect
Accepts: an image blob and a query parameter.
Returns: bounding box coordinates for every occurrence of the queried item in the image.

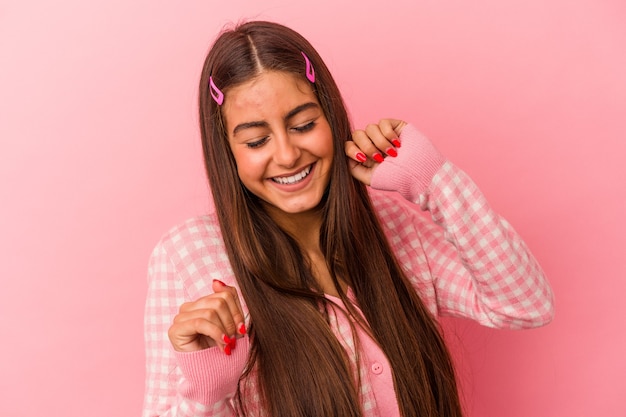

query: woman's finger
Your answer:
[212,279,247,336]
[364,123,398,158]
[345,140,376,184]
[344,140,376,166]
[179,287,244,338]
[168,313,229,353]
[378,119,406,137]
[351,129,386,163]
[377,119,406,147]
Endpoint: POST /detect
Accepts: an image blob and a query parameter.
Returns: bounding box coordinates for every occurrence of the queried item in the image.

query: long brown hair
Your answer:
[198,20,463,417]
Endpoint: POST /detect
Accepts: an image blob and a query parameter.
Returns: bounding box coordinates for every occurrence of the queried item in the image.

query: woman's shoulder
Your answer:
[159,212,220,241]
[151,213,226,264]
[148,213,235,295]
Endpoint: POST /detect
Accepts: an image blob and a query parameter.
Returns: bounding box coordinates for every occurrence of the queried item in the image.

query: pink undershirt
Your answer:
[325,293,401,417]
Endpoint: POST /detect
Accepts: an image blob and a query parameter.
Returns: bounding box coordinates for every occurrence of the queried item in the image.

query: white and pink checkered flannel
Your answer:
[143,125,554,417]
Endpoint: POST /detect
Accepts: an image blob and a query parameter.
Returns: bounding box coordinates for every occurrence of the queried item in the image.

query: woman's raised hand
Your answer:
[168,279,246,355]
[345,118,407,185]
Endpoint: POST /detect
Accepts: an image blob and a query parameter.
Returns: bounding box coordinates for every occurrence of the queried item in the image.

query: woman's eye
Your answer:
[246,136,269,149]
[293,121,315,133]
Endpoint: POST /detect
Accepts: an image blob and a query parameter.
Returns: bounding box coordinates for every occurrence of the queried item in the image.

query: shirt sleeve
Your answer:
[417,162,554,328]
[371,124,554,329]
[142,238,245,417]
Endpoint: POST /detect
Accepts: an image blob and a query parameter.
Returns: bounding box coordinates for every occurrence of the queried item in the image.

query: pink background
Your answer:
[1,0,624,415]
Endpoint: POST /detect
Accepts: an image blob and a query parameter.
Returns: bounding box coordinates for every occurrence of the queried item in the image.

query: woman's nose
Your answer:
[273,134,301,168]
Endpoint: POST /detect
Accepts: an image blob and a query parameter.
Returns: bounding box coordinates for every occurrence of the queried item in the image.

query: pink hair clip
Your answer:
[209,76,224,105]
[301,51,315,83]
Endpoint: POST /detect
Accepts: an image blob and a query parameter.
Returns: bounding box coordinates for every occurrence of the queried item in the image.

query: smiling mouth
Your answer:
[271,164,313,185]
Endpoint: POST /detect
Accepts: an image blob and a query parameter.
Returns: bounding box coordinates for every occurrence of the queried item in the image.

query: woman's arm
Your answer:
[142,227,249,417]
[348,121,554,328]
[393,159,554,328]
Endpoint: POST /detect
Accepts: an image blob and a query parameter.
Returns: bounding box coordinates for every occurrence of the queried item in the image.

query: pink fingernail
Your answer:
[356,152,367,163]
[373,153,384,163]
[392,139,401,148]
[213,279,226,286]
[385,147,397,157]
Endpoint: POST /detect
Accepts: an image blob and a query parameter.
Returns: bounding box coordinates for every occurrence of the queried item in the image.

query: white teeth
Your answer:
[272,165,312,185]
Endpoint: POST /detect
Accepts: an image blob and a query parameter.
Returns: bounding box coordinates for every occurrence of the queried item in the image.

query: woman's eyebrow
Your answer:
[284,102,319,121]
[232,102,320,136]
[233,120,268,136]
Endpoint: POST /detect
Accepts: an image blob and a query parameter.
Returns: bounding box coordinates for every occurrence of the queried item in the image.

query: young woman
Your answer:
[143,20,554,417]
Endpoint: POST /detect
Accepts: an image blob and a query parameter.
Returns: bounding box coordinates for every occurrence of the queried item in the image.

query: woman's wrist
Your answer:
[370,124,445,200]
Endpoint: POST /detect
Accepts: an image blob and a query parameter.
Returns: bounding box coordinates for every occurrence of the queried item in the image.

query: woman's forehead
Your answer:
[223,71,318,130]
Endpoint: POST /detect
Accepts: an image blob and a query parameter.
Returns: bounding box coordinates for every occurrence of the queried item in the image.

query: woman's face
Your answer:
[223,70,334,217]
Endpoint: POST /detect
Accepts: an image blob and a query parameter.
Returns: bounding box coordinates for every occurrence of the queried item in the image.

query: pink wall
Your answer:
[1,0,624,415]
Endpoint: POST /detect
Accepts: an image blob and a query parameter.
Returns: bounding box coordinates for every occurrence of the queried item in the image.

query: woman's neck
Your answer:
[265,206,323,251]
[264,205,344,296]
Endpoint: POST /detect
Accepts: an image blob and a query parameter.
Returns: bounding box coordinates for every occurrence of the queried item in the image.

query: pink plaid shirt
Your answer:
[143,125,554,417]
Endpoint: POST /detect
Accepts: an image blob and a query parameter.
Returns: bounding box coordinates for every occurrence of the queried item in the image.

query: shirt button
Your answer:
[371,362,383,375]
